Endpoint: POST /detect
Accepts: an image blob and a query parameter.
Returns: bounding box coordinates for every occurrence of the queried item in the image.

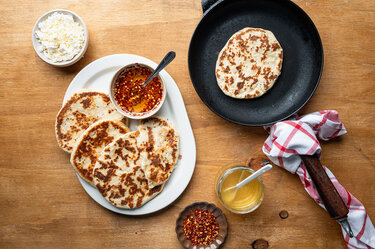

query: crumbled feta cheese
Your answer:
[35,12,85,62]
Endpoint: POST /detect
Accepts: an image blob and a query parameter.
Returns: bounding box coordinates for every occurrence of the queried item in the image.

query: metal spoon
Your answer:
[141,51,176,87]
[222,164,273,203]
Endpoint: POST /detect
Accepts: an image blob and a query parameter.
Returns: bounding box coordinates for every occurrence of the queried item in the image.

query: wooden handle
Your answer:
[301,155,348,219]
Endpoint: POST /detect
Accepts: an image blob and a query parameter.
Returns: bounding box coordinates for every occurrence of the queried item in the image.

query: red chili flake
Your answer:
[183,208,220,246]
[113,64,163,114]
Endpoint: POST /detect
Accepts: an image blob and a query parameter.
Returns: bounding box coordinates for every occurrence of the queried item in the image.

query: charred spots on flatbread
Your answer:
[237,82,245,90]
[70,120,130,185]
[224,76,230,84]
[138,117,179,187]
[70,125,80,133]
[237,39,247,52]
[103,168,116,183]
[279,50,283,59]
[215,27,283,99]
[223,66,230,74]
[229,77,234,85]
[219,50,227,60]
[149,154,163,170]
[277,60,282,72]
[123,196,134,208]
[250,35,260,41]
[146,127,155,152]
[148,168,158,182]
[55,91,127,153]
[137,176,148,185]
[272,42,281,51]
[80,97,92,109]
[148,185,162,197]
[73,112,91,128]
[228,53,236,66]
[124,139,137,154]
[166,129,177,149]
[96,183,105,194]
[268,74,278,81]
[92,118,177,209]
[97,160,108,170]
[143,117,168,127]
[236,64,243,72]
[216,69,221,78]
[136,197,143,207]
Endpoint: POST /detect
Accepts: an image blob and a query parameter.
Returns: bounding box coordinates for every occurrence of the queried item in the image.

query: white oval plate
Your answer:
[63,54,196,215]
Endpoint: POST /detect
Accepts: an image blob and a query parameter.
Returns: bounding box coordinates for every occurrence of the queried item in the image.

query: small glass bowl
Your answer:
[109,63,166,120]
[216,164,265,214]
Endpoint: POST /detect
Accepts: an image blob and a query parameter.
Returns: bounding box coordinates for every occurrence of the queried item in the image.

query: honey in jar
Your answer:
[216,165,264,214]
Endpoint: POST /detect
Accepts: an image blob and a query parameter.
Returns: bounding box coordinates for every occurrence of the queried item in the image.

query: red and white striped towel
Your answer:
[263,110,375,249]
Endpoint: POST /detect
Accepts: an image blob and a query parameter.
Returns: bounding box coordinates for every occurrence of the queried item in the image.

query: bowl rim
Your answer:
[109,63,167,120]
[32,9,89,67]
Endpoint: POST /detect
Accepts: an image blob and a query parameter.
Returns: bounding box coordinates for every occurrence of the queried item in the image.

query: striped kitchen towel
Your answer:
[263,110,375,249]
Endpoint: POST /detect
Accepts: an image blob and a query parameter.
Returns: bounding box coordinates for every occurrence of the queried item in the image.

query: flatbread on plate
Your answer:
[137,117,179,188]
[55,90,127,153]
[70,120,130,185]
[93,131,164,209]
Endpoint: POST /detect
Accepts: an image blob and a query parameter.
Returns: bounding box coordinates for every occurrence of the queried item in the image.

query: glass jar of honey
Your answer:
[216,164,264,214]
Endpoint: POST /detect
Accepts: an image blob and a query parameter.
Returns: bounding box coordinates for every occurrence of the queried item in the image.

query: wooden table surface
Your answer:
[1,0,374,248]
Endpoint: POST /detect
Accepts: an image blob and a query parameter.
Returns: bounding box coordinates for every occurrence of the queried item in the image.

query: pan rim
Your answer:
[188,0,324,127]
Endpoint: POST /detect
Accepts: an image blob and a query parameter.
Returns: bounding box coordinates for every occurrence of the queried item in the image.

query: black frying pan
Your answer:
[188,0,323,126]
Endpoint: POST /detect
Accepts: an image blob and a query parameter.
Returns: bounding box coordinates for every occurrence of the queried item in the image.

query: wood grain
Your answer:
[0,0,374,248]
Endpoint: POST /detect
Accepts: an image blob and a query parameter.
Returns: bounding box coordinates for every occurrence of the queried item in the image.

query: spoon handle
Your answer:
[235,164,272,189]
[142,51,176,87]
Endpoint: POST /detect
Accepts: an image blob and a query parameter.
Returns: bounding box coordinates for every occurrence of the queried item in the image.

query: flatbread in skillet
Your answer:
[216,27,283,99]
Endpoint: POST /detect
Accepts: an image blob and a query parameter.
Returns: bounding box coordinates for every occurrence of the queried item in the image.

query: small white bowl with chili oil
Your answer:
[110,63,166,119]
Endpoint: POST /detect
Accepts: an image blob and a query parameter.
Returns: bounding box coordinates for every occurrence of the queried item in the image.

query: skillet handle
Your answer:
[202,0,222,14]
[301,155,349,219]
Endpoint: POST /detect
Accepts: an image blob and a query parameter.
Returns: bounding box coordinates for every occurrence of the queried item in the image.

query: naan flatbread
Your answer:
[93,131,164,209]
[55,90,127,153]
[70,120,130,185]
[216,27,283,99]
[137,117,179,188]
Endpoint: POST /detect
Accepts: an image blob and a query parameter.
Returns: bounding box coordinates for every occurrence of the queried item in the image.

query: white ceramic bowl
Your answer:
[32,9,89,67]
[109,63,167,120]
